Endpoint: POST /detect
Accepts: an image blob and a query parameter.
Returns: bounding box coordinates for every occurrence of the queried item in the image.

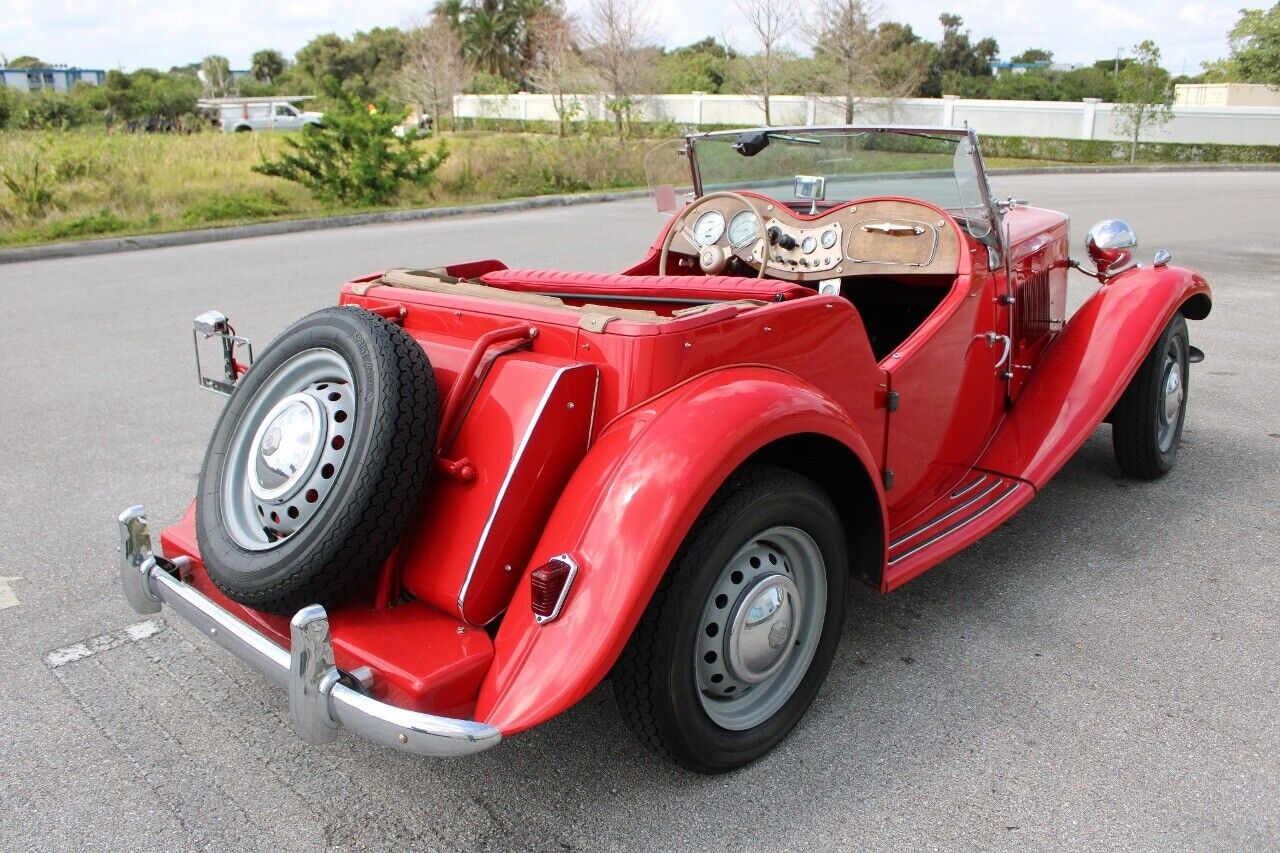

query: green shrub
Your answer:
[14,91,96,130]
[1,152,59,221]
[980,134,1280,165]
[44,209,128,239]
[0,87,16,130]
[253,90,449,205]
[181,190,292,224]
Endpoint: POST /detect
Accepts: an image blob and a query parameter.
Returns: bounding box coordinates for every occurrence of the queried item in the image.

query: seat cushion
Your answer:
[479,269,812,303]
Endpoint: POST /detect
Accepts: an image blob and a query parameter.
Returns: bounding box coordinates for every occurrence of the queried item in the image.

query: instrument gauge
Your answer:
[820,229,838,249]
[801,236,817,255]
[728,209,760,247]
[692,210,726,245]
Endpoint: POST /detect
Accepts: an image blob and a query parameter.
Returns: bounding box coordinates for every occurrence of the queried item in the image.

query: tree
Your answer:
[869,21,936,96]
[397,17,473,131]
[528,9,594,135]
[294,29,408,101]
[579,0,657,143]
[1204,3,1280,85]
[251,49,287,84]
[8,56,44,69]
[1010,48,1053,64]
[658,38,733,93]
[1114,40,1172,163]
[254,88,449,205]
[937,13,998,78]
[802,0,925,122]
[198,55,236,98]
[732,0,794,125]
[436,0,550,85]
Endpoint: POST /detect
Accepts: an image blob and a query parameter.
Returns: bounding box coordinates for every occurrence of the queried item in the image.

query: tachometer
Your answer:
[692,210,726,245]
[820,229,838,249]
[728,209,760,247]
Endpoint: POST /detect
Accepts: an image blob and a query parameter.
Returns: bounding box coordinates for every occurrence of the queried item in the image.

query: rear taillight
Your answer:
[530,555,578,624]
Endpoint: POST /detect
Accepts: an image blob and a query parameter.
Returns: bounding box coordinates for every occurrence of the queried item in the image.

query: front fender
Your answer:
[979,264,1211,486]
[473,366,884,734]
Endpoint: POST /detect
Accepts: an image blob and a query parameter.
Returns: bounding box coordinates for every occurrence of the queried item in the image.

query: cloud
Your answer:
[0,0,1232,74]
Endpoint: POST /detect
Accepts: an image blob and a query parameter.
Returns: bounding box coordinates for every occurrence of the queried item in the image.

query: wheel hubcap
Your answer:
[695,526,826,731]
[248,394,324,501]
[1161,363,1183,426]
[726,574,801,684]
[1157,338,1185,453]
[220,348,355,551]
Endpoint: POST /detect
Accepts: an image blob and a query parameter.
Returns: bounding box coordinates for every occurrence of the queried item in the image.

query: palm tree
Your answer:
[435,0,549,84]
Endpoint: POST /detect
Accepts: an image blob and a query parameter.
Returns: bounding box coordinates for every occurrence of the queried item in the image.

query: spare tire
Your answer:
[195,306,438,615]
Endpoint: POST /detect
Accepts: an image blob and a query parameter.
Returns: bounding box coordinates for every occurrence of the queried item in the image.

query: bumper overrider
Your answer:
[117,506,502,757]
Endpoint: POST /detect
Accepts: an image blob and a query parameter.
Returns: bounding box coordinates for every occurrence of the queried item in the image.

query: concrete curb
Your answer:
[0,188,652,265]
[3,163,1278,265]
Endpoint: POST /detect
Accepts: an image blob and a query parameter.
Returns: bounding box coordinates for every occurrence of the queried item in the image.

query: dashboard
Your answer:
[668,193,963,284]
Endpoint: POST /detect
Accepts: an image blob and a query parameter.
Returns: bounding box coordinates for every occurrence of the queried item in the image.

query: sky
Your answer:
[0,0,1238,77]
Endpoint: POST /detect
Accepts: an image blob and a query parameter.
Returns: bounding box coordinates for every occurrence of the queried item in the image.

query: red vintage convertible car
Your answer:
[119,125,1210,772]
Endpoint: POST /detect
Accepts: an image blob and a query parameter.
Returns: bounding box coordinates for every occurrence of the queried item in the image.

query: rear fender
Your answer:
[473,366,885,734]
[979,264,1211,486]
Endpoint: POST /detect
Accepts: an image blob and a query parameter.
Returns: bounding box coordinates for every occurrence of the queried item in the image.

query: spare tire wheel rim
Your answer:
[221,348,355,551]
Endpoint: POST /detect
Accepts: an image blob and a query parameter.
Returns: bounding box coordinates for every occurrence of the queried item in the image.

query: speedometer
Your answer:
[692,211,726,245]
[728,209,760,246]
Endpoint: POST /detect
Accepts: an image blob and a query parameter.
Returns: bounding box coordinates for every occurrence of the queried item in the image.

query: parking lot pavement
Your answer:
[0,172,1276,851]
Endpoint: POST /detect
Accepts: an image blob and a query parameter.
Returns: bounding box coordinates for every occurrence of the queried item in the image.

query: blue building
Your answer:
[0,66,107,93]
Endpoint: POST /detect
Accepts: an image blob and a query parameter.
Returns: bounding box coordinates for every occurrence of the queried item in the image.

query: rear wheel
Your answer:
[1112,313,1190,479]
[613,465,847,773]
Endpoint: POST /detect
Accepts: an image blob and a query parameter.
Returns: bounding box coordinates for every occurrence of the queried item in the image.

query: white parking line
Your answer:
[0,576,20,611]
[45,618,167,668]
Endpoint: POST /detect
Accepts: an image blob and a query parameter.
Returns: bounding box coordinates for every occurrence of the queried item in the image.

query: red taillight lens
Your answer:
[530,556,577,623]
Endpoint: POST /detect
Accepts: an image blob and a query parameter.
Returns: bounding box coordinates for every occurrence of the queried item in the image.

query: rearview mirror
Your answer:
[794,175,826,203]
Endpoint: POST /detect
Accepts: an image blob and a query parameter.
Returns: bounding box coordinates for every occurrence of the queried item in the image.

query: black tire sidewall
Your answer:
[195,306,434,613]
[650,468,847,772]
[1114,313,1189,478]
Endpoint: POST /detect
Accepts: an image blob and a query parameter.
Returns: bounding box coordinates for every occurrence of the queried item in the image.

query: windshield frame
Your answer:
[683,125,1002,248]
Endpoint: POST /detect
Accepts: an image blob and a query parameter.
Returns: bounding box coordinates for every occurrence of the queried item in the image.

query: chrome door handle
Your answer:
[981,332,1012,369]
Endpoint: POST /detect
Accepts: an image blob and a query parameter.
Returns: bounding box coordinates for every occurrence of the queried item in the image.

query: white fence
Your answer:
[453,92,1280,147]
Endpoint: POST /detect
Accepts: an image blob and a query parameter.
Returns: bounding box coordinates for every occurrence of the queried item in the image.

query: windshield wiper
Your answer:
[732,130,821,157]
[769,133,821,146]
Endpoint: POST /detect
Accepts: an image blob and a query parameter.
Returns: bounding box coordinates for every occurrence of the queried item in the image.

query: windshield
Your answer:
[654,128,994,238]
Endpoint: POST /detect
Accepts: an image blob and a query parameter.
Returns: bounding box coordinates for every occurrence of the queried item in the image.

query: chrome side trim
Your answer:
[888,479,1003,550]
[949,473,988,500]
[118,508,502,757]
[456,364,576,623]
[888,483,1022,565]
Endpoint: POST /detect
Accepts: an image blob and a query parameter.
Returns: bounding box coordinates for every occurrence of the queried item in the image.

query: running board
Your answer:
[884,472,1035,591]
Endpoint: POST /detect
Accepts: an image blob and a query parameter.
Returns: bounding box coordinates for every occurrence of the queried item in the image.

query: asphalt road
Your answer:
[1,172,1277,852]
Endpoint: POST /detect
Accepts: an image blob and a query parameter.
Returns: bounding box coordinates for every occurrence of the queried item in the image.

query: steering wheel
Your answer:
[657,191,772,278]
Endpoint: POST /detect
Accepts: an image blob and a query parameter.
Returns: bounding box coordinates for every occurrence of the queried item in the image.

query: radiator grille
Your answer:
[1016,268,1052,341]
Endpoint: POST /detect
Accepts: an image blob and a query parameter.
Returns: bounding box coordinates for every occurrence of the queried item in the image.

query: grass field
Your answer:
[0,128,1069,248]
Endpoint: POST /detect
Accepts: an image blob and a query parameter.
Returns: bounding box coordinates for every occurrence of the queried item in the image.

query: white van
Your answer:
[200,97,324,133]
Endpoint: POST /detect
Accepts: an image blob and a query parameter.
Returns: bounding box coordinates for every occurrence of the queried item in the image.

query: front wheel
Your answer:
[613,465,847,773]
[1112,313,1190,479]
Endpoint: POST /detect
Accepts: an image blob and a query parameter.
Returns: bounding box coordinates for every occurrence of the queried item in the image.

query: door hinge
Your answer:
[882,469,895,491]
[885,391,900,413]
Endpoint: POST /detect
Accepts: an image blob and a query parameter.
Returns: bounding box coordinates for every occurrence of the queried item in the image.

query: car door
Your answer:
[274,103,302,131]
[881,265,1011,525]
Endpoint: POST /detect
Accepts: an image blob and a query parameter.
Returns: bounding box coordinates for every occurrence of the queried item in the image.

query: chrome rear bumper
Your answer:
[117,506,502,758]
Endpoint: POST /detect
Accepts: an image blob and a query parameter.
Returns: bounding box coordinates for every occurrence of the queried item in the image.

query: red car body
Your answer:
[123,126,1211,762]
